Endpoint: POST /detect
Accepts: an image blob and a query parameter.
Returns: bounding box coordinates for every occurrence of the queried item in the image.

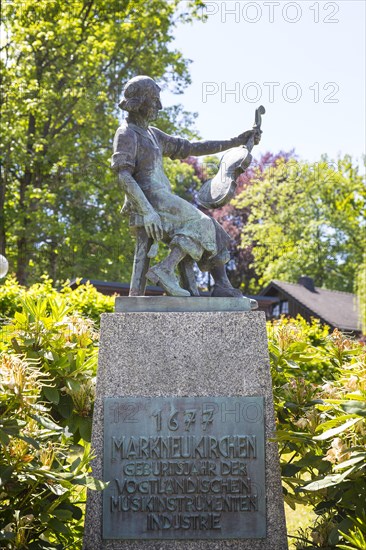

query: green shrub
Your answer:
[0,277,114,326]
[268,316,332,386]
[59,279,114,326]
[0,353,104,549]
[1,279,364,549]
[0,287,107,548]
[270,320,366,549]
[1,295,99,444]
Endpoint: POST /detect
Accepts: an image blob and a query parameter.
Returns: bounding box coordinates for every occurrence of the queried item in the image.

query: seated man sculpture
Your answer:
[111,75,261,299]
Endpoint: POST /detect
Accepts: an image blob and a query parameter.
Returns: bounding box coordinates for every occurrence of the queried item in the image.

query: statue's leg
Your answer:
[129,227,153,296]
[178,258,200,296]
[209,263,258,307]
[210,263,233,288]
[146,247,191,297]
[209,263,243,298]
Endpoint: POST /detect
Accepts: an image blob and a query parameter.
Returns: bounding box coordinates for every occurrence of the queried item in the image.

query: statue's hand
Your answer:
[144,210,163,241]
[236,130,253,145]
[253,128,262,145]
[236,128,262,146]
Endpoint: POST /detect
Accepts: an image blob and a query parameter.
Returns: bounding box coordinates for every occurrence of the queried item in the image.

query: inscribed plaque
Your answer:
[103,396,266,540]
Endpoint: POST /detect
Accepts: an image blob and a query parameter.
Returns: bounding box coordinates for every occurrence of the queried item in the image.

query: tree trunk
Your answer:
[16,114,35,285]
[0,167,6,256]
[49,240,58,282]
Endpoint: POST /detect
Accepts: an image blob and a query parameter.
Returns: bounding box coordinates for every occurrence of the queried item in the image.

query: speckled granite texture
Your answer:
[83,310,288,549]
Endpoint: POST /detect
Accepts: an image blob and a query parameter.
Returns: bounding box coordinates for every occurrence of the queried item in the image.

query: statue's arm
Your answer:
[118,171,163,241]
[151,127,258,160]
[186,130,255,157]
[118,170,153,216]
[112,127,149,214]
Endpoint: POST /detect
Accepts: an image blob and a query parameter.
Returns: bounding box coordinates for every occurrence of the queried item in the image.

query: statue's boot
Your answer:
[211,283,243,298]
[211,284,258,309]
[179,257,200,296]
[146,266,191,297]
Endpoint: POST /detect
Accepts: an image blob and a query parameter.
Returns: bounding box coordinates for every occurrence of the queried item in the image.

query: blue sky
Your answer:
[162,0,366,166]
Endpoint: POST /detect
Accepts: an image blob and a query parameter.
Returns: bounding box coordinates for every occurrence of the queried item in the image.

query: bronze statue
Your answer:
[112,75,263,301]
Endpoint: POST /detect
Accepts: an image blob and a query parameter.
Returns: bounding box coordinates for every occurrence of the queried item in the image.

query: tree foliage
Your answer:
[234,156,366,293]
[210,151,295,292]
[0,0,204,286]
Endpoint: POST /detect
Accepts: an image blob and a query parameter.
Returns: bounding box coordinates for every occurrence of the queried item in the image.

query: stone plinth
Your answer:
[83,306,288,549]
[115,296,254,313]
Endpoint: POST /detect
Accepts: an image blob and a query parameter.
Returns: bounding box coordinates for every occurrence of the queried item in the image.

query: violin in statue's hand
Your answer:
[197,105,265,209]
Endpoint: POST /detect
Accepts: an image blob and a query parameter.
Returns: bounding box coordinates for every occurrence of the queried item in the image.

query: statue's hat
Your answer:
[119,75,160,109]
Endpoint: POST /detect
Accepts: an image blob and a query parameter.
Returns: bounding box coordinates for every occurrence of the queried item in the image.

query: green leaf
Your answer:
[0,429,10,446]
[48,517,69,534]
[43,385,60,404]
[29,414,63,432]
[314,417,362,440]
[342,393,365,401]
[283,401,299,411]
[281,463,302,477]
[303,466,357,491]
[72,475,108,491]
[284,360,300,369]
[1,418,25,435]
[53,509,73,521]
[67,415,80,435]
[69,457,81,471]
[45,482,68,496]
[333,453,366,470]
[0,531,16,540]
[71,505,83,521]
[65,378,81,393]
[314,499,336,514]
[58,394,74,419]
[341,401,366,417]
[296,452,328,468]
[78,416,92,442]
[328,524,340,546]
[315,414,357,432]
[61,503,83,521]
[17,434,40,449]
[303,474,345,491]
[335,517,354,540]
[0,464,15,484]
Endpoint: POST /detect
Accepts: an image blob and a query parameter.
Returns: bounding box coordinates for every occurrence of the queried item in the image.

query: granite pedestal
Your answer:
[83,299,288,549]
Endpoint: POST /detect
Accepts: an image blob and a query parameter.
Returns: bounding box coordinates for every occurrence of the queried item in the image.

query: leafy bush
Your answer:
[0,353,104,549]
[0,276,114,326]
[270,319,366,549]
[268,316,332,386]
[1,295,99,444]
[0,287,106,548]
[1,278,364,549]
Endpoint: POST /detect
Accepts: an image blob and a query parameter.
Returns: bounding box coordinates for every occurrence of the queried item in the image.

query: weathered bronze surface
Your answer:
[114,295,256,313]
[103,396,266,540]
[112,75,263,301]
[197,106,265,209]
